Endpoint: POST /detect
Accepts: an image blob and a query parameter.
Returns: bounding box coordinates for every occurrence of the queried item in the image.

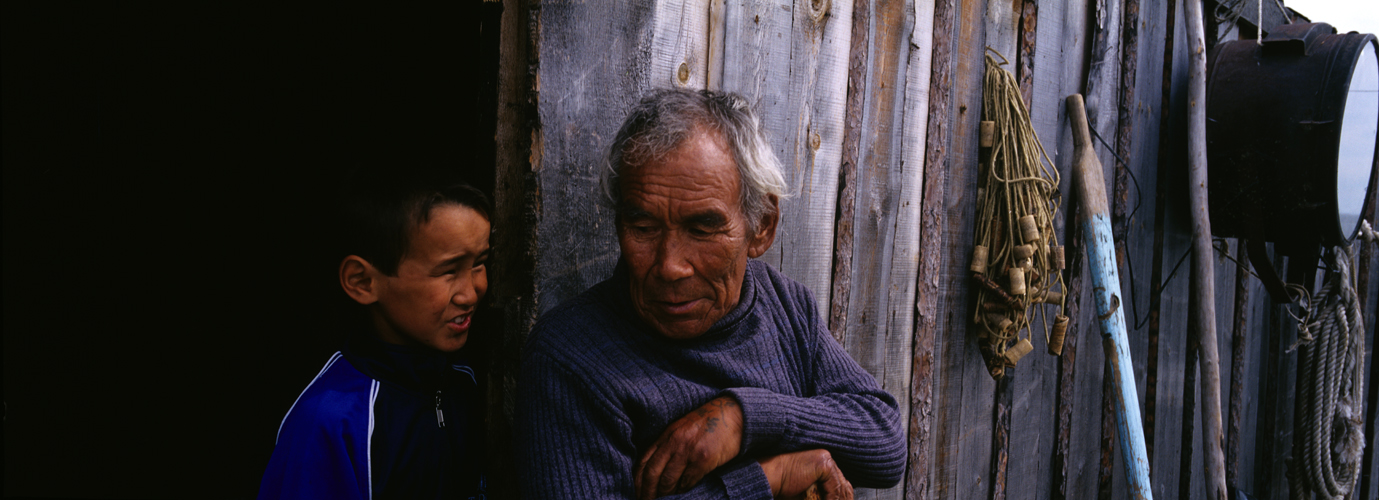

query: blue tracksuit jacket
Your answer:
[257,331,485,499]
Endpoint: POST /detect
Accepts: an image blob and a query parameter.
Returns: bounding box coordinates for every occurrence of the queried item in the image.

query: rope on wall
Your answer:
[970,50,1067,379]
[1287,221,1374,499]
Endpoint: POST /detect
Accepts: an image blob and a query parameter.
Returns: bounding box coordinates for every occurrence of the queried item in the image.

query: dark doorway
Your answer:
[3,4,502,498]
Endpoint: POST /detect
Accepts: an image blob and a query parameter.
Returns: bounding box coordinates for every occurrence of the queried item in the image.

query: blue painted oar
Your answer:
[1066,93,1154,499]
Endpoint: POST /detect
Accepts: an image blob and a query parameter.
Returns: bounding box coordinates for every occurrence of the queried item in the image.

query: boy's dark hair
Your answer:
[341,170,491,276]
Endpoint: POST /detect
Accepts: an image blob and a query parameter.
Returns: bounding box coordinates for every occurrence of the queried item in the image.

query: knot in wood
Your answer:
[809,0,829,23]
[677,62,690,85]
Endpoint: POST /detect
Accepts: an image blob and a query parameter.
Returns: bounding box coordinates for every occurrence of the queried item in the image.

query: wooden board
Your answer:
[979,2,1020,499]
[1116,0,1172,496]
[907,0,957,495]
[720,0,850,309]
[534,1,675,311]
[1146,0,1195,494]
[1024,0,1093,496]
[1253,250,1301,500]
[488,1,539,497]
[928,0,999,497]
[897,2,937,492]
[831,1,921,498]
[1234,274,1268,495]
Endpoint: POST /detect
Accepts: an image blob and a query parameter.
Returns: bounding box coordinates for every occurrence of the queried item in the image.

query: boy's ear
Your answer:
[340,255,382,305]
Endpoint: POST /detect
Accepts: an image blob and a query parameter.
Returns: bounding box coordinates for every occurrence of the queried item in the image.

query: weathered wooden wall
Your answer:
[491,0,1379,498]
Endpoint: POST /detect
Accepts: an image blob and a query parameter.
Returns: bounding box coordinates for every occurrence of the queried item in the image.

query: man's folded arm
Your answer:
[721,331,906,488]
[517,351,775,500]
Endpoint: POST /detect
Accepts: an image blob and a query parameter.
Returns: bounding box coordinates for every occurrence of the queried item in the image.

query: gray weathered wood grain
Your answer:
[1254,250,1301,500]
[929,0,998,497]
[534,1,677,312]
[721,0,850,311]
[1027,0,1092,496]
[1147,0,1195,494]
[833,1,919,499]
[906,0,953,495]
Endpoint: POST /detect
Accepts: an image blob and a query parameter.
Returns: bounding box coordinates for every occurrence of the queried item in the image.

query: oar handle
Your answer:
[1066,94,1109,218]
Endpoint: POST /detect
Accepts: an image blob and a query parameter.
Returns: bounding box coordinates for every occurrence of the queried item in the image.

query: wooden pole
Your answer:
[1067,93,1154,500]
[1182,0,1228,497]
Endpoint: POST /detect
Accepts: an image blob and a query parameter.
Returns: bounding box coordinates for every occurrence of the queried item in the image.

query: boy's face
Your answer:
[370,204,490,352]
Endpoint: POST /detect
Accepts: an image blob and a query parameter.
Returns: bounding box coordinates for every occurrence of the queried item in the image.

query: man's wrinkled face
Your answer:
[617,129,776,340]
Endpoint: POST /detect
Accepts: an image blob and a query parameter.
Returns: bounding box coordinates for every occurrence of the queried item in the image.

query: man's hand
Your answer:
[634,396,744,499]
[759,449,853,500]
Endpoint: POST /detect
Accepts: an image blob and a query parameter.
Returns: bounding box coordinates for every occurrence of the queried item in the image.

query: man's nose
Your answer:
[653,233,694,281]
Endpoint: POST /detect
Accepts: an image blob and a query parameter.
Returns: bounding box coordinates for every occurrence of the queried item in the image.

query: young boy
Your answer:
[258,178,490,499]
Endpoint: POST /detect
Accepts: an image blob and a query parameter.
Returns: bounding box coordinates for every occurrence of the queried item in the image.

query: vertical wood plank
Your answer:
[1235,265,1270,496]
[1079,0,1132,496]
[489,1,538,497]
[826,0,867,341]
[1254,251,1301,500]
[1026,0,1092,496]
[1054,0,1111,498]
[1118,0,1170,487]
[1226,242,1251,495]
[907,0,953,495]
[930,0,997,496]
[1352,174,1377,500]
[1148,0,1195,494]
[834,1,919,499]
[881,0,937,497]
[1190,239,1238,500]
[535,2,669,311]
[650,0,713,90]
[721,0,851,311]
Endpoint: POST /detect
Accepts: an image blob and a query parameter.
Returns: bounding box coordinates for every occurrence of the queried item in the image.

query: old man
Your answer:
[516,88,906,499]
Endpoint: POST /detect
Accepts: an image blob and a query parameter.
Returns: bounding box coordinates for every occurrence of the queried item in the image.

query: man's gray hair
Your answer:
[602,88,787,231]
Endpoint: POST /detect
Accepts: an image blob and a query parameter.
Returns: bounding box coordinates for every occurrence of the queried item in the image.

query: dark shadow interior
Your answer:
[2,4,501,498]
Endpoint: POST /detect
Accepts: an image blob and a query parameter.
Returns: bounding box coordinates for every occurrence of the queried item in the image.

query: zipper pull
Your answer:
[435,390,446,428]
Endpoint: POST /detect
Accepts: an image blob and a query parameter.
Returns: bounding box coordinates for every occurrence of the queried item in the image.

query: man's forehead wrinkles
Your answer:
[629,170,732,191]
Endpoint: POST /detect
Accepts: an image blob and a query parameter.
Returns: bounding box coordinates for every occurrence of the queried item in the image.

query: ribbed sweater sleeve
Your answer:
[516,351,773,500]
[723,335,906,488]
[722,265,906,488]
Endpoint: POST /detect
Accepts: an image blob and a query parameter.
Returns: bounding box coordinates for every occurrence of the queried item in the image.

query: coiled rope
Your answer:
[969,50,1067,379]
[1288,221,1374,499]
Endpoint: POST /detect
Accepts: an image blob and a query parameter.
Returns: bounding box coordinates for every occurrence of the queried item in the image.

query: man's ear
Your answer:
[747,194,780,259]
[340,255,382,305]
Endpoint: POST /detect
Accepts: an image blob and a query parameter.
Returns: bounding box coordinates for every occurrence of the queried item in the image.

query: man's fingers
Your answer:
[673,460,713,494]
[816,455,853,500]
[637,446,674,500]
[633,444,658,494]
[654,454,689,498]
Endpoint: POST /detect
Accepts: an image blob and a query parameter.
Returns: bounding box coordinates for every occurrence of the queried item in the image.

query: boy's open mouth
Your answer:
[446,314,472,333]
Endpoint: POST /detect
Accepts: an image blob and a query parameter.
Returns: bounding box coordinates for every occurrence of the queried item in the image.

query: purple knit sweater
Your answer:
[516,260,906,499]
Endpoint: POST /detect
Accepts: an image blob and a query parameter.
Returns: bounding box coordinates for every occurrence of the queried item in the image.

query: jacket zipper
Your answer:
[435,390,446,428]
